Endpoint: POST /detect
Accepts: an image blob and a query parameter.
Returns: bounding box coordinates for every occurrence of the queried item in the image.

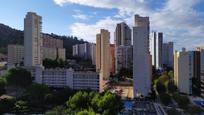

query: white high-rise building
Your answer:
[174,48,194,94]
[149,32,163,69]
[133,15,152,97]
[24,12,42,67]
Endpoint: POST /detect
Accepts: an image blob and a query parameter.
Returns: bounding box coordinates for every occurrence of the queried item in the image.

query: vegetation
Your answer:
[159,93,172,106]
[0,78,6,96]
[167,108,181,115]
[187,105,202,114]
[173,93,190,109]
[43,58,70,68]
[66,91,123,114]
[117,68,133,79]
[0,96,15,114]
[3,67,32,88]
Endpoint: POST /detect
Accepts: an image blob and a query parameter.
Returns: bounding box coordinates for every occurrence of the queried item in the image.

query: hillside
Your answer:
[0,23,86,58]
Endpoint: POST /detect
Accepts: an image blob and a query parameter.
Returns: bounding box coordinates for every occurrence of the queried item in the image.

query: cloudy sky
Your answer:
[0,0,204,50]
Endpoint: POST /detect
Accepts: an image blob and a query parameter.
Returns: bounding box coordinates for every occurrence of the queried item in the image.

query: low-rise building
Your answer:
[34,66,99,91]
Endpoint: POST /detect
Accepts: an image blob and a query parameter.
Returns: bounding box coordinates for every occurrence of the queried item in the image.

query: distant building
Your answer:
[72,43,95,65]
[8,44,66,69]
[162,42,174,68]
[116,45,133,71]
[42,34,63,48]
[114,22,132,72]
[34,66,99,91]
[133,15,152,97]
[56,48,66,60]
[42,34,66,60]
[42,47,66,60]
[114,22,131,47]
[110,44,116,74]
[149,32,163,69]
[24,12,42,67]
[7,44,24,68]
[90,44,96,65]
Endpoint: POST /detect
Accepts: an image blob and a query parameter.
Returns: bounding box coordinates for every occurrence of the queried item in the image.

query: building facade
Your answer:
[90,44,96,65]
[133,15,152,97]
[24,12,42,67]
[149,32,163,69]
[35,66,99,91]
[7,44,24,68]
[110,44,116,74]
[114,22,132,72]
[200,49,204,98]
[42,34,63,48]
[96,29,111,80]
[72,43,95,65]
[116,45,133,71]
[114,22,131,47]
[174,49,193,94]
[162,42,174,68]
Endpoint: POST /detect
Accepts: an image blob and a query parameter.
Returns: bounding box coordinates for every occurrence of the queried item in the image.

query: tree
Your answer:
[13,100,29,114]
[167,108,180,115]
[167,81,177,94]
[173,93,190,109]
[187,105,202,114]
[52,87,74,105]
[118,68,133,78]
[159,93,172,106]
[45,106,66,115]
[76,109,97,115]
[43,58,70,68]
[0,77,6,96]
[97,92,123,115]
[67,91,92,111]
[0,96,15,114]
[156,81,166,94]
[23,83,51,110]
[4,67,32,87]
[66,91,123,115]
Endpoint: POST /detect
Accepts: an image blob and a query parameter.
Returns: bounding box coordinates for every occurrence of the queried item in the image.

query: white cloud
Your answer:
[54,0,204,50]
[73,14,88,20]
[69,17,122,43]
[72,9,90,20]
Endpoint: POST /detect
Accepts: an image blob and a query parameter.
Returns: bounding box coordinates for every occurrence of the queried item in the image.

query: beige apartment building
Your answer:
[42,34,63,48]
[96,29,111,80]
[24,12,42,67]
[7,44,24,68]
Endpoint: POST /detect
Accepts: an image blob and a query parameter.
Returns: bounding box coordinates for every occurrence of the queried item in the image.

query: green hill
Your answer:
[0,23,86,58]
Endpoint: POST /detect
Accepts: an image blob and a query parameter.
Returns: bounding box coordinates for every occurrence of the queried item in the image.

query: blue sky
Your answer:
[0,0,204,50]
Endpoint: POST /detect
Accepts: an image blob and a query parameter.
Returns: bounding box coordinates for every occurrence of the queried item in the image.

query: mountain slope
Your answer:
[0,23,86,58]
